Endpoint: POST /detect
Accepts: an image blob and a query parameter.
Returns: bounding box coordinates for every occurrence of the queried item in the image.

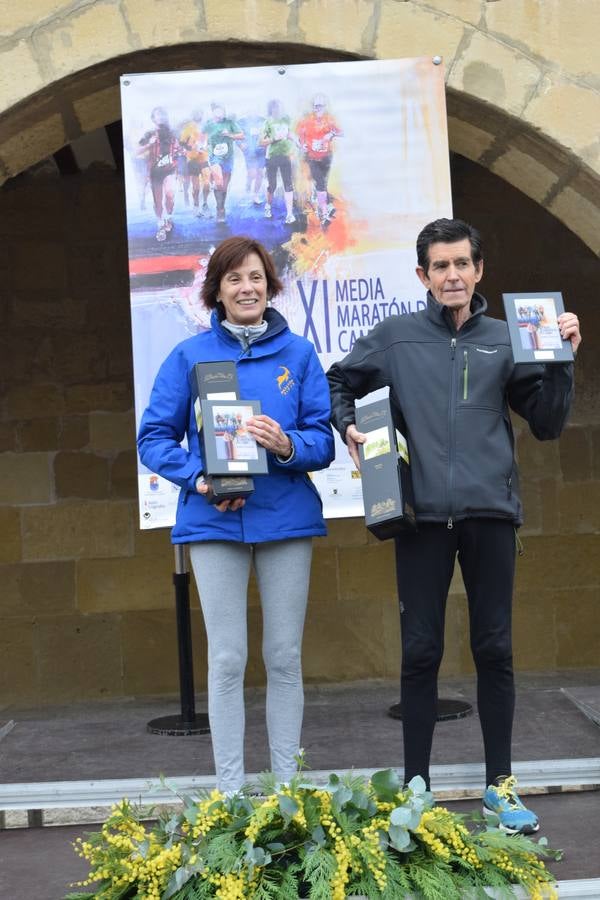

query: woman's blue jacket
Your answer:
[137,308,335,544]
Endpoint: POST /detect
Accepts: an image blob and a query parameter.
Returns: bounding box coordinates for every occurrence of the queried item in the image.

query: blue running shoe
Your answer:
[483,775,539,835]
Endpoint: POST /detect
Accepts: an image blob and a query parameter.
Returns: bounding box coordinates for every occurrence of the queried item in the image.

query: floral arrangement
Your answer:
[66,764,559,900]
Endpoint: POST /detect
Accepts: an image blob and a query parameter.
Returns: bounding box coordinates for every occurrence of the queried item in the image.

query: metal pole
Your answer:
[147,544,210,736]
[174,544,195,724]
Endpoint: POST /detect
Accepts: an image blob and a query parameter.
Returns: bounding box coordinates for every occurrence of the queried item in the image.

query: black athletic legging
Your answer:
[394,518,516,788]
[266,154,293,193]
[308,155,332,192]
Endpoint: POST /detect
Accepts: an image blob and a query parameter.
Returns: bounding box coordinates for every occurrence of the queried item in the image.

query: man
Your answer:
[138,106,180,242]
[297,93,342,226]
[205,104,243,223]
[327,218,581,834]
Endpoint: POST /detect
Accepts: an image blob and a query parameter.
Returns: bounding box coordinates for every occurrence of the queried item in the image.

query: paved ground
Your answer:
[2,672,600,784]
[1,672,599,899]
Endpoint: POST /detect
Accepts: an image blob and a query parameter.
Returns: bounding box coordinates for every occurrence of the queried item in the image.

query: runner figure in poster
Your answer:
[179,111,212,216]
[205,104,244,223]
[238,112,267,207]
[138,106,180,242]
[297,93,342,226]
[261,99,297,225]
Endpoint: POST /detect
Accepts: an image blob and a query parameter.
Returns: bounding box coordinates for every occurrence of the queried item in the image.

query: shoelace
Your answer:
[495,775,520,807]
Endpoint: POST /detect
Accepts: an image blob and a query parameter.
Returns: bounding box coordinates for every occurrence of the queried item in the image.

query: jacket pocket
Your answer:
[454,408,516,516]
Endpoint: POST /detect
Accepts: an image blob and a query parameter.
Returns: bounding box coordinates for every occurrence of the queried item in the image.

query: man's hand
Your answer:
[196,480,245,513]
[558,312,582,354]
[247,414,293,459]
[345,423,367,470]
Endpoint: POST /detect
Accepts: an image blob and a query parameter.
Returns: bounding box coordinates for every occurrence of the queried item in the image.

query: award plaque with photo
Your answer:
[355,388,416,540]
[502,292,574,364]
[191,361,256,503]
[200,399,269,478]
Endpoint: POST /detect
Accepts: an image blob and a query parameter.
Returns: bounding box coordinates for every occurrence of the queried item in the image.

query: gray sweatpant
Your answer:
[189,538,312,793]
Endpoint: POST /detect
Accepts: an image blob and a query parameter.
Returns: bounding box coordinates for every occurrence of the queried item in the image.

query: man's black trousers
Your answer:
[394,518,516,788]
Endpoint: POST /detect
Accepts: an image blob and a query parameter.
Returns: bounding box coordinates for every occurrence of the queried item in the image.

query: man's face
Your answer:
[416,238,483,312]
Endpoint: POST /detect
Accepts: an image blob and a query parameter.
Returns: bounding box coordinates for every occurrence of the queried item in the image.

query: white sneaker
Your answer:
[264,203,272,219]
[284,213,296,224]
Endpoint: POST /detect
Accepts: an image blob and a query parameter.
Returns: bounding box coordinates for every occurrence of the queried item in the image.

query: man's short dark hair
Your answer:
[416,218,483,273]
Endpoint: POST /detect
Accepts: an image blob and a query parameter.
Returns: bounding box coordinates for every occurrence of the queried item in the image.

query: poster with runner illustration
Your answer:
[121,57,452,528]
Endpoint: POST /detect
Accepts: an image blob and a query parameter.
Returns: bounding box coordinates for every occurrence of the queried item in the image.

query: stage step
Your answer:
[1,757,598,820]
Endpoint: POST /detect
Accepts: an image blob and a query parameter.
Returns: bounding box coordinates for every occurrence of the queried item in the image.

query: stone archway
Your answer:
[1,4,599,706]
[1,0,599,251]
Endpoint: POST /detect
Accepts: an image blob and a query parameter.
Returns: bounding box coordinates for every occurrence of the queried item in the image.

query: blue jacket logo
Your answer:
[277,365,295,396]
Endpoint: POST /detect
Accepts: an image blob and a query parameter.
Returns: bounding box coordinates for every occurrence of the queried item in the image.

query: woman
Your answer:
[138,236,334,794]
[261,99,296,224]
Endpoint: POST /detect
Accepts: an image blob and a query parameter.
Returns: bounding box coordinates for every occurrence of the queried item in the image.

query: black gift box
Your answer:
[355,389,416,540]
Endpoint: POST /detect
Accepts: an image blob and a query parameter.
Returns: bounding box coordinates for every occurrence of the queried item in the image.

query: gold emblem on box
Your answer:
[371,498,396,518]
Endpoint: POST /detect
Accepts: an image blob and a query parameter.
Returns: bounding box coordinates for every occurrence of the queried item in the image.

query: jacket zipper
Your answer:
[463,350,468,401]
[448,337,457,529]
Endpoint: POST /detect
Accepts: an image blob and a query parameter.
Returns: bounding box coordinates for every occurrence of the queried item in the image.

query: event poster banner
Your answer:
[120,58,452,529]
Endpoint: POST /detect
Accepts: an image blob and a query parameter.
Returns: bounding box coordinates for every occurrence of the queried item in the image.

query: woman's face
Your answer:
[218,253,268,327]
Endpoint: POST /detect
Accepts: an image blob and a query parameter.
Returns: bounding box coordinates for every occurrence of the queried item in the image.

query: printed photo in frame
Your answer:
[502,291,574,364]
[200,399,269,476]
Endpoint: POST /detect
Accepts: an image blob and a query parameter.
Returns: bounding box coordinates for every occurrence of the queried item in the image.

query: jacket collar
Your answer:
[211,305,289,342]
[425,290,487,333]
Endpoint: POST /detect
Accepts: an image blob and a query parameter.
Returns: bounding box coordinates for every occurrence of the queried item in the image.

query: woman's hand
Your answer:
[246,414,293,459]
[196,479,245,513]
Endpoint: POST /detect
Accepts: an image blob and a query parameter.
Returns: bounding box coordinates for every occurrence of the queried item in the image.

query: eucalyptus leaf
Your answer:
[371,768,401,800]
[247,845,270,867]
[163,864,193,900]
[266,841,286,852]
[407,775,427,795]
[422,789,434,808]
[331,785,353,810]
[350,789,369,810]
[278,794,299,823]
[311,824,326,847]
[388,823,411,851]
[164,813,181,834]
[390,806,420,830]
[183,805,198,826]
[411,796,425,815]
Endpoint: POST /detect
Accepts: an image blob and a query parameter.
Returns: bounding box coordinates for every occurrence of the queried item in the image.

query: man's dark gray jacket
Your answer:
[327,293,574,526]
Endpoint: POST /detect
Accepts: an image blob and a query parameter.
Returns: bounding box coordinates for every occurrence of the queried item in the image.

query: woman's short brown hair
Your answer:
[201,236,284,309]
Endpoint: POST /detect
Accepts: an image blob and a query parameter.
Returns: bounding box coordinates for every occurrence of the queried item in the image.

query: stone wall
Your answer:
[1,153,598,706]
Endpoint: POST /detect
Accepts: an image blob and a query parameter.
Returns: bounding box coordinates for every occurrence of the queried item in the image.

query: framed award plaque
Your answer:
[502,292,574,364]
[200,399,269,477]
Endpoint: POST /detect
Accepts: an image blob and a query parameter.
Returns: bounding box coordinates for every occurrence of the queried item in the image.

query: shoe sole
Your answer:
[482,805,539,835]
